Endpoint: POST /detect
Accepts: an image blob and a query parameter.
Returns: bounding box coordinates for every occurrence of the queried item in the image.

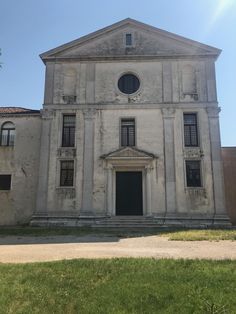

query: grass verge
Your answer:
[0,259,235,313]
[161,229,236,241]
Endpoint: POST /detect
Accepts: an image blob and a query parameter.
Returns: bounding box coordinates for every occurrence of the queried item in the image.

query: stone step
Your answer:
[93,224,164,228]
[93,218,163,228]
[30,216,163,227]
[30,215,231,228]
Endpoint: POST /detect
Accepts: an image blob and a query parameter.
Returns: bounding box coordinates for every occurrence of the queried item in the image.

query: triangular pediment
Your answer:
[40,18,220,62]
[101,147,157,160]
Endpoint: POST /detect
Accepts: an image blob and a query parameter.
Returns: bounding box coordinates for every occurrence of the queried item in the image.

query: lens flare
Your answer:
[211,0,234,24]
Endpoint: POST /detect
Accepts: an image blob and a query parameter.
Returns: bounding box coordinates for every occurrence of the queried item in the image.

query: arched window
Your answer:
[1,122,15,146]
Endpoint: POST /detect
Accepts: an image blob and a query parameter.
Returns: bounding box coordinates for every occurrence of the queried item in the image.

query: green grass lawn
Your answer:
[0,259,235,314]
[0,226,236,241]
[161,229,236,241]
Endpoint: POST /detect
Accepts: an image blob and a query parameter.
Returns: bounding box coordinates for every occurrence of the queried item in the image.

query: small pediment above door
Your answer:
[101,147,157,160]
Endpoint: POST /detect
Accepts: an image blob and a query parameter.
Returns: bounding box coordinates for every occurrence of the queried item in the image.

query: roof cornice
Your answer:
[43,54,219,64]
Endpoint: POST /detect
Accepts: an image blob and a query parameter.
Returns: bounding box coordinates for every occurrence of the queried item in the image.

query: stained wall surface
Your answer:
[222,147,236,224]
[1,19,230,225]
[0,115,41,225]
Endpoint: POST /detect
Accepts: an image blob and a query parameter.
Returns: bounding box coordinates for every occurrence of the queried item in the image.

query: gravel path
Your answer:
[0,235,236,263]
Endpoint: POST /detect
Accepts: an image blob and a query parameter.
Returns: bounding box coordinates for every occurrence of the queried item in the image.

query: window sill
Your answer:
[56,186,75,189]
[57,147,76,158]
[185,187,204,190]
[183,148,203,158]
[56,187,75,198]
[185,187,206,198]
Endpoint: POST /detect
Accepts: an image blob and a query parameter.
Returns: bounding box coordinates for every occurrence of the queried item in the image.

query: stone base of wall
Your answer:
[155,214,231,228]
[30,213,231,228]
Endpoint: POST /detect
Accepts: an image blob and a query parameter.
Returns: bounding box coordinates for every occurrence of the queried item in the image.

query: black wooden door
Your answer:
[116,171,143,215]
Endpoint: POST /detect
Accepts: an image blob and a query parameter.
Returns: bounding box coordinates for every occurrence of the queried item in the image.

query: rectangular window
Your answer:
[0,175,11,190]
[186,160,201,187]
[60,161,74,187]
[62,115,75,147]
[126,33,132,46]
[121,119,135,147]
[184,113,198,147]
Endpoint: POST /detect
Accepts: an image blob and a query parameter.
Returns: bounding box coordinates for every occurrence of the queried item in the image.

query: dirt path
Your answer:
[0,235,236,263]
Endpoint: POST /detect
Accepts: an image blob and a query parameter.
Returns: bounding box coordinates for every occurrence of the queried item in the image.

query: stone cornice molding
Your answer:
[83,109,96,120]
[41,109,54,120]
[43,101,219,110]
[42,54,218,64]
[145,164,154,172]
[206,107,221,118]
[104,163,114,170]
[162,108,176,118]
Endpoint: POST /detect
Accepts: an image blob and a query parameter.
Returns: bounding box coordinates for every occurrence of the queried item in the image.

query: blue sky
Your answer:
[1,0,236,146]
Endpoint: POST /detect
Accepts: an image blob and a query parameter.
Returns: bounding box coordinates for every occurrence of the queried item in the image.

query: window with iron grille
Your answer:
[0,175,11,190]
[121,119,135,147]
[184,113,198,147]
[60,161,74,187]
[186,160,201,187]
[62,115,75,147]
[1,122,15,146]
[126,33,132,46]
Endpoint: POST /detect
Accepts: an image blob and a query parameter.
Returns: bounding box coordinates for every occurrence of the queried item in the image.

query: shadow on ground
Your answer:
[0,226,235,245]
[0,226,181,245]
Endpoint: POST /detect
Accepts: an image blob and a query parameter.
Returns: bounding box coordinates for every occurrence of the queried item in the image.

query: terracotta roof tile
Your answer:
[0,107,40,114]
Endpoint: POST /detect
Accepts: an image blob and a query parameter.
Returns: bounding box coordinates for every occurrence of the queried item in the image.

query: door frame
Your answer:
[115,169,144,216]
[101,147,156,217]
[105,164,151,217]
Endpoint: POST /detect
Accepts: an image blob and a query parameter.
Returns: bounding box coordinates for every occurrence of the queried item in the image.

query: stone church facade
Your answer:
[0,19,230,226]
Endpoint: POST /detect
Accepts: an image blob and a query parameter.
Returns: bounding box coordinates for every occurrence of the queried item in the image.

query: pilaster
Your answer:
[106,164,114,216]
[162,62,172,102]
[81,109,96,215]
[207,107,227,217]
[162,108,176,214]
[145,164,153,216]
[206,60,217,102]
[44,62,55,105]
[35,109,53,213]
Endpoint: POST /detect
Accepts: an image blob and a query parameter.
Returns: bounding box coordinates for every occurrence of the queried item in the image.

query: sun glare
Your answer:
[212,0,234,22]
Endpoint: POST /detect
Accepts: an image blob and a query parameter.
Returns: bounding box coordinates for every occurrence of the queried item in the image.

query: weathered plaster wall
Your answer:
[38,55,223,219]
[222,147,236,224]
[175,108,214,214]
[93,108,166,214]
[44,110,84,214]
[0,115,41,225]
[56,26,211,58]
[44,59,216,105]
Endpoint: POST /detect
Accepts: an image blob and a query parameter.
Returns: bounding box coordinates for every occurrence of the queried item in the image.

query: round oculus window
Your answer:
[118,74,140,94]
